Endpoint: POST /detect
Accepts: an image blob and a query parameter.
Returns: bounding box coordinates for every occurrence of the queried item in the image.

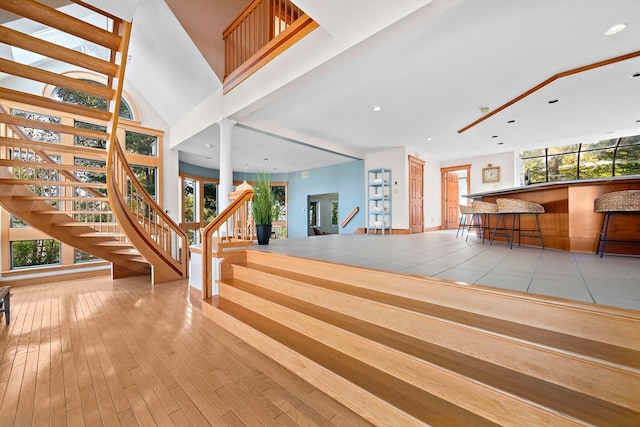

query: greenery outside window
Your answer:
[331,200,339,226]
[11,239,61,269]
[520,135,640,184]
[11,109,60,142]
[126,130,157,156]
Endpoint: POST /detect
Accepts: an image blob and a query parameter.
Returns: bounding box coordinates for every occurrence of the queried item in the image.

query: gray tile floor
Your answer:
[258,230,640,311]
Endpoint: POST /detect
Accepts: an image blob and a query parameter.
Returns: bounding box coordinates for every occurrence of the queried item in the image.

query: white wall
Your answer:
[441,151,517,194]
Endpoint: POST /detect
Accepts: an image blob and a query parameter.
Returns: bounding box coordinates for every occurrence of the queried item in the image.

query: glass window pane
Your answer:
[10,109,60,142]
[10,216,28,228]
[125,131,157,156]
[547,153,578,181]
[581,139,616,151]
[520,148,545,158]
[75,120,107,149]
[11,239,61,269]
[548,144,579,155]
[203,181,217,222]
[183,178,196,222]
[52,83,132,119]
[331,200,338,226]
[75,249,100,263]
[618,134,640,146]
[273,185,286,221]
[131,165,157,198]
[579,148,614,178]
[521,157,546,184]
[615,143,640,176]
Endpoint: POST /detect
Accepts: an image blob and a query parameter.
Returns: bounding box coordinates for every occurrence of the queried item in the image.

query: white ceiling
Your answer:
[173,0,640,172]
[3,0,639,174]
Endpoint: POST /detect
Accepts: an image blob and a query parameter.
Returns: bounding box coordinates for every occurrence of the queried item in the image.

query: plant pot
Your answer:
[256,224,272,245]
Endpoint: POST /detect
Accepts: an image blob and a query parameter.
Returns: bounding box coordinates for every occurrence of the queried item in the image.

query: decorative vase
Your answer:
[256,224,272,245]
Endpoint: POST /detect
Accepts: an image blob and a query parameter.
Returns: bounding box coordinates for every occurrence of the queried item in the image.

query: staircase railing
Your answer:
[201,189,254,298]
[104,19,188,284]
[222,0,318,92]
[0,0,187,283]
[108,136,188,283]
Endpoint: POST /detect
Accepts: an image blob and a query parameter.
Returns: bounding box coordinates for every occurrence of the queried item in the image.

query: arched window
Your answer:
[51,80,133,119]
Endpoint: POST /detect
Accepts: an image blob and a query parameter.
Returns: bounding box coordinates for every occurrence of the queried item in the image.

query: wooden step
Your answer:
[204,297,495,427]
[242,250,640,350]
[204,250,640,425]
[0,87,111,123]
[1,0,122,51]
[0,26,117,76]
[219,280,624,426]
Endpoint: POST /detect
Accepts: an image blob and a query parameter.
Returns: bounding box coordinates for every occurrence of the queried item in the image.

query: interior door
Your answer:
[445,172,459,229]
[409,156,424,233]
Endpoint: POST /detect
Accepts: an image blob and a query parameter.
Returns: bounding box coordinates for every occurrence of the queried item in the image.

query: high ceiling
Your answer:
[173,0,640,172]
[2,0,639,174]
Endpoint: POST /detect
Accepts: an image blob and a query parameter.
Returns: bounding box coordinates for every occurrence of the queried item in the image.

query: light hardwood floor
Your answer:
[0,275,373,426]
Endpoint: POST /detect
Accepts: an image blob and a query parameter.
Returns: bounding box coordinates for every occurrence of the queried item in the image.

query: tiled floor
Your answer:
[258,230,640,311]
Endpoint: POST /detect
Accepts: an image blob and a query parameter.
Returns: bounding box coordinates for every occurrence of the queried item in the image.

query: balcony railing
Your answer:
[222,0,318,92]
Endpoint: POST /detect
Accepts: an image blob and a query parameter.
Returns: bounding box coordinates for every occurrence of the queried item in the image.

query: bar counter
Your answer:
[465,176,640,254]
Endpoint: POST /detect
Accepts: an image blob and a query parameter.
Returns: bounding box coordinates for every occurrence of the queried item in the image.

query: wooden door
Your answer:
[409,156,424,233]
[445,172,459,229]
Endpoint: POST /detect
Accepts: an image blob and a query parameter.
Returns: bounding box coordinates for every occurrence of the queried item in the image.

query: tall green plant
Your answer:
[252,172,274,225]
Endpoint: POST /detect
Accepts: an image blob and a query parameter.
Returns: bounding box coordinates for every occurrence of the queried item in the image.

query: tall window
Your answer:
[1,81,162,272]
[520,135,640,184]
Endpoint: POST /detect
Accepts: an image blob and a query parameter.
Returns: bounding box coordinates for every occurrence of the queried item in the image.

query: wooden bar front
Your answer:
[465,176,640,255]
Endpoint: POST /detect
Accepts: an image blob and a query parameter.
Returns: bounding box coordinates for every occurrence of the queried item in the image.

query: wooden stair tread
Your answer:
[243,262,639,369]
[215,296,500,427]
[221,278,640,426]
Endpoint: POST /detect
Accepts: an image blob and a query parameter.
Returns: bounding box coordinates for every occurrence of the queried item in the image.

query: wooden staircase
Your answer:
[0,0,187,283]
[203,250,640,426]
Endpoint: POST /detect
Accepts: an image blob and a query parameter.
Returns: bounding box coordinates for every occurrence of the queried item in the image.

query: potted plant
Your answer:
[252,171,275,245]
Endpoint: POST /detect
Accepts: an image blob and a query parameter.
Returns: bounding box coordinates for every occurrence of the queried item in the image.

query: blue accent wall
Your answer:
[179,160,365,238]
[287,160,365,238]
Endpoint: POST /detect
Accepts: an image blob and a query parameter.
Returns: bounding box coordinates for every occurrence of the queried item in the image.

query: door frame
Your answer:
[440,164,471,229]
[408,155,425,233]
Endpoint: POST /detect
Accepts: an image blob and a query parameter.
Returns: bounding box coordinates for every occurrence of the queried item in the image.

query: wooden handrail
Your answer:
[341,207,359,228]
[202,189,254,298]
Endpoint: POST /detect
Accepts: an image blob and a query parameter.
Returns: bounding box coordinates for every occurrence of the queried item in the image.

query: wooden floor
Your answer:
[0,275,372,426]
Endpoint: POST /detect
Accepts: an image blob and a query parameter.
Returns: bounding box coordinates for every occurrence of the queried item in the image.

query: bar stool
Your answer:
[594,190,640,257]
[456,205,473,238]
[468,201,499,243]
[491,198,545,249]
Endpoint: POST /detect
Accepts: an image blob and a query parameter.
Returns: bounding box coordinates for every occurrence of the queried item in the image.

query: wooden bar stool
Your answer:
[492,198,545,249]
[594,190,640,257]
[468,201,498,243]
[457,205,473,238]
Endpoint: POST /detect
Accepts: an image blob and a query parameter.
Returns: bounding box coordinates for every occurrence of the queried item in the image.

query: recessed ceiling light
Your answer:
[604,23,626,36]
[205,144,212,148]
[548,99,559,104]
[373,106,381,112]
[426,137,432,141]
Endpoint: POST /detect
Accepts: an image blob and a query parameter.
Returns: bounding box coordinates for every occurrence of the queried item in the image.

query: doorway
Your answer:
[307,193,339,236]
[440,165,471,229]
